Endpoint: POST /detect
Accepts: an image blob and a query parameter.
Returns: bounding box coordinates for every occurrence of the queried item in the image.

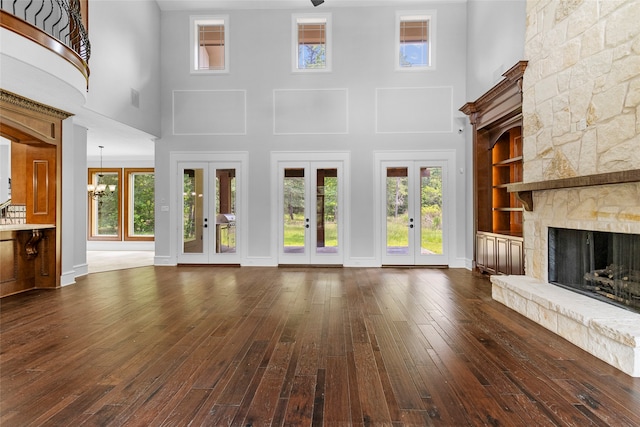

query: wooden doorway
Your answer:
[0,90,70,296]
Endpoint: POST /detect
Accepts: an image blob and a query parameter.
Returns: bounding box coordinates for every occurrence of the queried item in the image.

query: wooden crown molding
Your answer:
[0,89,72,120]
[460,60,528,128]
[0,89,72,146]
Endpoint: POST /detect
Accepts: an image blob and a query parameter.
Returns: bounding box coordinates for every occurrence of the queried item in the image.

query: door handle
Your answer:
[409,218,414,228]
[204,218,208,228]
[305,218,310,228]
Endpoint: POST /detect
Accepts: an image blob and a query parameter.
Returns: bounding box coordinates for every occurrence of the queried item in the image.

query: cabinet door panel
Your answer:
[496,237,509,275]
[476,234,486,269]
[485,235,496,273]
[509,239,524,275]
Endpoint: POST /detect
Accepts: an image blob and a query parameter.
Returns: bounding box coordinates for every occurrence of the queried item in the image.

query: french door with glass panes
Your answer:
[278,161,344,265]
[380,160,449,266]
[178,162,240,264]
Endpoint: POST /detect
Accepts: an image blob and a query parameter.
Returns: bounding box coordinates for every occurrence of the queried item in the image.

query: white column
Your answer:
[0,140,9,203]
[60,119,88,285]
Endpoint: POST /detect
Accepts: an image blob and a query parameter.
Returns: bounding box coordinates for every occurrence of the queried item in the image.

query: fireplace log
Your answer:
[593,264,629,279]
[595,290,637,306]
[584,270,640,301]
[585,273,614,289]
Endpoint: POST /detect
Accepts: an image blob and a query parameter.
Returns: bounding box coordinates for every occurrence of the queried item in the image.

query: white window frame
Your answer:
[395,10,436,71]
[292,13,332,73]
[190,15,230,74]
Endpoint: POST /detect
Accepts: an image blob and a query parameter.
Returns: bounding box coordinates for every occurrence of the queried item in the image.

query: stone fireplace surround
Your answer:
[491,179,640,377]
[489,0,640,378]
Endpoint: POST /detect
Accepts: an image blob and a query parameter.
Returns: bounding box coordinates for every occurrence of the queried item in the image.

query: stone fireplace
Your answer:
[548,227,640,314]
[490,0,640,376]
[492,182,640,377]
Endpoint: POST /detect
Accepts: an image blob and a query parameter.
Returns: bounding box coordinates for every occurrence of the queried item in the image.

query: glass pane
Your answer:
[215,169,236,254]
[386,167,409,255]
[92,172,119,237]
[400,19,429,67]
[283,168,305,254]
[420,167,443,254]
[316,168,338,254]
[183,168,204,254]
[198,23,224,70]
[129,172,154,237]
[298,22,326,69]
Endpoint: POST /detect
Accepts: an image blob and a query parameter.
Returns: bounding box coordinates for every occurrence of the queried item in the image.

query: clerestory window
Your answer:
[396,11,435,70]
[191,16,229,73]
[292,14,332,72]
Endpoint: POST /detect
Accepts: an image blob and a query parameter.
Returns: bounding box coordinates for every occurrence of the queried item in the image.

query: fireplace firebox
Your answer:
[548,227,640,313]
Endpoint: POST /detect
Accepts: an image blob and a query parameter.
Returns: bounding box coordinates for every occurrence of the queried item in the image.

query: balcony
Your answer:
[1,0,90,110]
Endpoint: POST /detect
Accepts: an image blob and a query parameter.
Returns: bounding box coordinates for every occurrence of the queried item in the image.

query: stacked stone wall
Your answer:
[522,0,640,280]
[523,0,640,182]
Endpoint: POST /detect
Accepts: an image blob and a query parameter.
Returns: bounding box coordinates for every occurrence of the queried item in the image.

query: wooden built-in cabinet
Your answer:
[460,61,527,275]
[476,231,523,275]
[0,89,70,297]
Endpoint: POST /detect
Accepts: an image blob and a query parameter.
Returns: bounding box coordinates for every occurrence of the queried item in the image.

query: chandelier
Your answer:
[87,145,116,200]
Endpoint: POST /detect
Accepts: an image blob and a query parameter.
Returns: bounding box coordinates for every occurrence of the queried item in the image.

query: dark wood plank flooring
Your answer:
[1,266,639,426]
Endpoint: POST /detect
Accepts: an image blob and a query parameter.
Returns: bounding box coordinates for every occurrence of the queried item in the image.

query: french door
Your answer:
[178,162,241,264]
[277,160,344,265]
[379,157,451,266]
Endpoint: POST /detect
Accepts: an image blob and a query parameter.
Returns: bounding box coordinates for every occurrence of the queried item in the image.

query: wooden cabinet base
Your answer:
[0,227,57,297]
[475,231,523,275]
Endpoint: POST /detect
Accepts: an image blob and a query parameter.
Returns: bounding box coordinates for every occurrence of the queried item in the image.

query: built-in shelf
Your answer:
[493,207,523,212]
[493,156,522,167]
[507,169,640,211]
[460,60,527,276]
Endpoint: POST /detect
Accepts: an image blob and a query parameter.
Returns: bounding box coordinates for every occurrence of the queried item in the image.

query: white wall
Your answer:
[154,4,470,266]
[466,0,526,100]
[85,0,162,137]
[72,125,89,277]
[61,121,88,285]
[0,138,9,203]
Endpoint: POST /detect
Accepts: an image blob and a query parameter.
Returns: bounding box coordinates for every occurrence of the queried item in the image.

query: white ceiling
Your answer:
[76,110,156,160]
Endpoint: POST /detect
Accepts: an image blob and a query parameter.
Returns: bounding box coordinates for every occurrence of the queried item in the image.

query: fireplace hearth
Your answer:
[548,227,640,314]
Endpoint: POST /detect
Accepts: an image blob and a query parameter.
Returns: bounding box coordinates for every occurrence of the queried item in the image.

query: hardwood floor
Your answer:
[1,266,639,426]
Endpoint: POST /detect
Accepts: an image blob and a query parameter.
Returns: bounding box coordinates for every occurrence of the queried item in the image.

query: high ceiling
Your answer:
[87,0,441,160]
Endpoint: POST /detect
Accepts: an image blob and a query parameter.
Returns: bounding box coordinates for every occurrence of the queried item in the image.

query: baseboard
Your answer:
[60,270,77,287]
[74,263,89,278]
[154,256,175,266]
[242,257,278,267]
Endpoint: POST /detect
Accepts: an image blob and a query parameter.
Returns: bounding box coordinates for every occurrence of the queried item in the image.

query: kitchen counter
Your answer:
[0,224,55,231]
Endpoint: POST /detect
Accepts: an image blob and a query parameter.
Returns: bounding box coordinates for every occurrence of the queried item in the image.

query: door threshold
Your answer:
[381,265,449,269]
[278,264,343,268]
[177,263,241,267]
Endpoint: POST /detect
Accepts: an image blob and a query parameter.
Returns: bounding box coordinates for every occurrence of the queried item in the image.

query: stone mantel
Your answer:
[507,169,640,211]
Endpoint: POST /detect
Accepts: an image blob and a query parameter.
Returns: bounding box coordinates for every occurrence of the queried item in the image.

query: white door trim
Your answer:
[169,151,248,265]
[271,151,350,265]
[374,150,456,266]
